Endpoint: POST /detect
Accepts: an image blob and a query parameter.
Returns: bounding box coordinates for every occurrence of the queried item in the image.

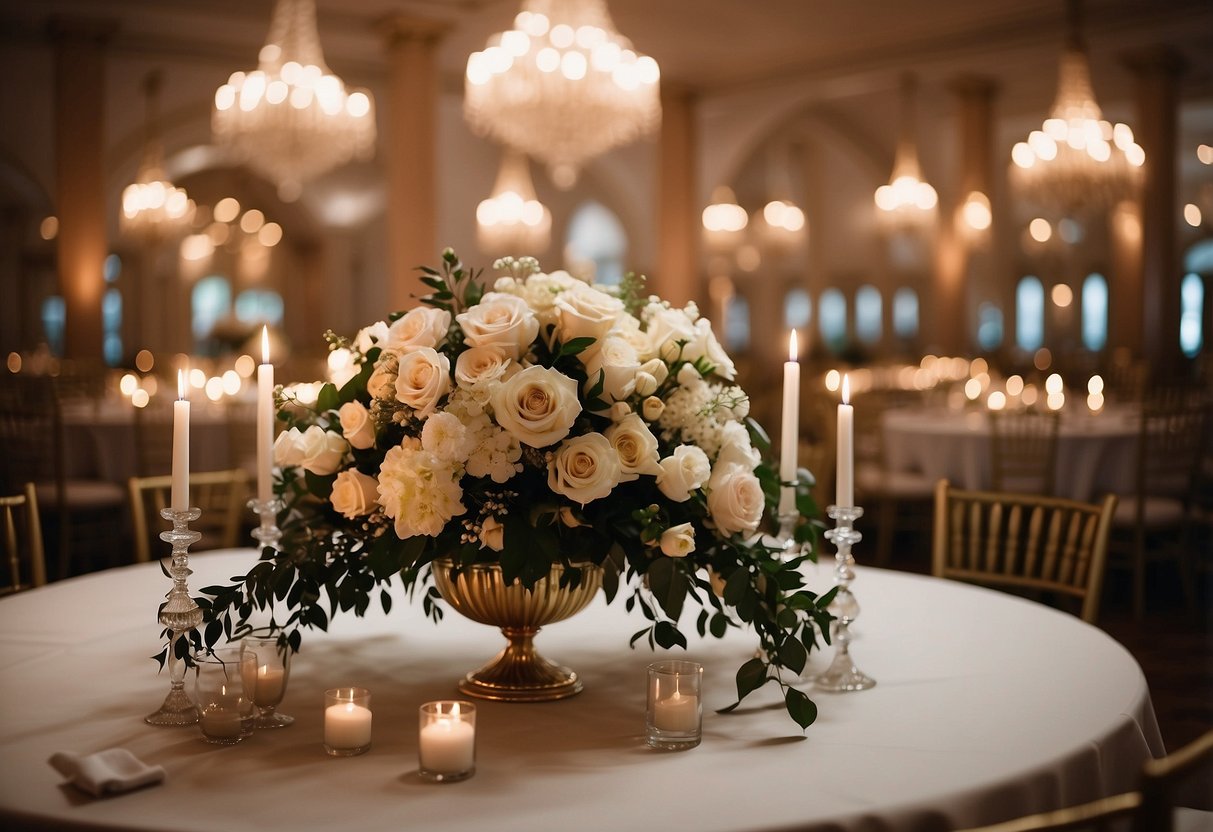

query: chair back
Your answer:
[1136,729,1213,832]
[932,480,1117,623]
[128,469,251,563]
[989,410,1061,495]
[1134,399,1208,506]
[0,483,47,596]
[0,375,63,497]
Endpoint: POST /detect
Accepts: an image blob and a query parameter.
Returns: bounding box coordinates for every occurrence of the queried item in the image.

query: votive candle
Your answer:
[324,688,372,755]
[419,701,476,782]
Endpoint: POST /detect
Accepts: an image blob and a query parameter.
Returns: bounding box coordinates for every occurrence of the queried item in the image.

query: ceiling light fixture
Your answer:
[874,74,938,232]
[121,71,195,241]
[476,150,552,255]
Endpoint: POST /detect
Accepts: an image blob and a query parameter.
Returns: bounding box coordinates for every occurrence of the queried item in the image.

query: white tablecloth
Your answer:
[883,406,1140,502]
[0,550,1163,832]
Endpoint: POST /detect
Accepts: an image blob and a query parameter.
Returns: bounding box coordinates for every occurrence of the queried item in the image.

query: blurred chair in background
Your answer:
[932,480,1117,624]
[989,409,1061,495]
[128,469,251,563]
[0,483,46,596]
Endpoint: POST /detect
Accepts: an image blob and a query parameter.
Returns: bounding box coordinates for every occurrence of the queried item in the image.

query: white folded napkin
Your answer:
[48,748,166,797]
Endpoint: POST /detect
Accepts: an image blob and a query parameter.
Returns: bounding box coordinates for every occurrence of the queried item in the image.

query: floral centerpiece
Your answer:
[193,249,834,728]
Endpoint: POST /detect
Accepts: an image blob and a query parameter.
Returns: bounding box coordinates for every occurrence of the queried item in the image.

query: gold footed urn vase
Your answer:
[432,559,603,702]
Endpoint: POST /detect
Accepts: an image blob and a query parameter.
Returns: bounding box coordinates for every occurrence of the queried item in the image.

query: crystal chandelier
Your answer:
[874,74,937,232]
[465,0,661,189]
[212,0,376,199]
[1009,1,1143,216]
[701,186,748,252]
[121,72,195,241]
[476,150,552,255]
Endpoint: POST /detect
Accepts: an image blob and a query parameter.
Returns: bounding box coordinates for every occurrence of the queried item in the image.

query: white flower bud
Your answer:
[642,396,665,421]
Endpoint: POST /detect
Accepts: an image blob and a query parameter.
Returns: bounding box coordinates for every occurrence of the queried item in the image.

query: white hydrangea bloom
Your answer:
[420,411,474,464]
[377,444,466,539]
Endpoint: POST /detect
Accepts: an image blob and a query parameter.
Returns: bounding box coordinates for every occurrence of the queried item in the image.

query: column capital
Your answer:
[379,14,450,46]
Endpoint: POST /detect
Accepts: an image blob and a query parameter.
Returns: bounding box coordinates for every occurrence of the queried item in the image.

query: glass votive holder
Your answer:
[242,636,294,729]
[195,647,257,745]
[418,701,476,782]
[324,687,372,757]
[646,660,703,750]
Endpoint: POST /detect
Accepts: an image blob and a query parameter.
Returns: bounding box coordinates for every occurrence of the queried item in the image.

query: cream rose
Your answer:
[385,307,451,352]
[456,293,539,360]
[583,335,639,402]
[455,346,514,389]
[547,432,622,505]
[273,425,347,476]
[604,414,662,481]
[354,320,390,354]
[394,347,451,418]
[656,444,711,502]
[338,401,376,450]
[554,283,624,359]
[641,396,665,422]
[715,420,760,471]
[479,516,505,551]
[330,469,379,518]
[643,303,696,362]
[660,523,696,558]
[707,463,765,536]
[491,365,581,448]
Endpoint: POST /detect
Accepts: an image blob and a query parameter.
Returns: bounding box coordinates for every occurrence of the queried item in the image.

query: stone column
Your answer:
[1126,46,1186,378]
[381,16,448,313]
[655,83,698,307]
[50,18,114,360]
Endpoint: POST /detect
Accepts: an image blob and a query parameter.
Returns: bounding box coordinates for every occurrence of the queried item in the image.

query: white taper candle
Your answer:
[836,373,854,508]
[171,369,190,511]
[778,330,800,516]
[257,326,274,504]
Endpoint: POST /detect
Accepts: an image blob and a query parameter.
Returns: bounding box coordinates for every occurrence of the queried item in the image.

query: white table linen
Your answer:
[0,550,1163,831]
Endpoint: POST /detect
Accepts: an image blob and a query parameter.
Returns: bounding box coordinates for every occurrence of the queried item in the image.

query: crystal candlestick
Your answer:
[813,505,876,692]
[773,510,802,558]
[249,497,284,552]
[145,507,205,726]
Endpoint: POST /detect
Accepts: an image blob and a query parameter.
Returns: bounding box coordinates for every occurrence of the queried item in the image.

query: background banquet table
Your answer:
[882,405,1140,502]
[0,549,1163,832]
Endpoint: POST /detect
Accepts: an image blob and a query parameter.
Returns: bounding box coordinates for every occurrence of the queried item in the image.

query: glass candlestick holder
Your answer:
[773,510,802,558]
[145,507,205,726]
[813,504,876,692]
[248,497,284,552]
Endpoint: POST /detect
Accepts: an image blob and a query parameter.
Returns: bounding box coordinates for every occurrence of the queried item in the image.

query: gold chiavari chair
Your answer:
[128,469,251,564]
[0,483,46,596]
[989,409,1061,495]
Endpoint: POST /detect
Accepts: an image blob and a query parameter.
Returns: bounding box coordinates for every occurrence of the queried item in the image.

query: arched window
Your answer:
[1081,273,1108,352]
[724,294,750,352]
[564,201,627,285]
[855,285,882,344]
[893,287,918,339]
[1016,276,1044,352]
[104,253,122,284]
[977,302,1003,351]
[784,288,811,330]
[192,276,232,344]
[41,295,65,356]
[819,288,847,353]
[1181,273,1204,358]
[235,289,285,326]
[102,288,122,366]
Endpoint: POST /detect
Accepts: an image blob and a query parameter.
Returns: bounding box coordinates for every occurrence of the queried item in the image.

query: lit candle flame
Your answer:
[261,325,270,365]
[451,702,460,717]
[177,368,186,401]
[842,373,851,405]
[788,329,798,362]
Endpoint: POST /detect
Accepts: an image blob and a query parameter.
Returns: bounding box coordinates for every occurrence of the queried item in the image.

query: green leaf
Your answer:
[745,417,771,452]
[557,336,596,357]
[380,589,393,615]
[735,656,768,701]
[646,557,689,622]
[785,687,818,730]
[316,383,339,413]
[304,470,336,500]
[723,568,749,606]
[778,635,808,675]
[709,612,729,638]
[653,621,687,650]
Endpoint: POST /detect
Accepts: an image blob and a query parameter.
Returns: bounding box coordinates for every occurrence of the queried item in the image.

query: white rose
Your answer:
[547,432,622,506]
[716,420,760,471]
[455,346,514,388]
[420,411,472,463]
[479,516,505,551]
[395,347,451,418]
[660,523,696,558]
[604,414,662,481]
[354,321,390,354]
[554,283,624,359]
[644,303,696,362]
[642,396,665,422]
[682,318,736,380]
[274,425,348,475]
[456,292,539,361]
[707,463,765,536]
[367,362,397,400]
[656,444,711,502]
[338,401,376,450]
[634,372,657,397]
[640,358,669,387]
[385,307,451,352]
[327,348,357,388]
[608,401,632,422]
[491,365,582,448]
[330,469,379,518]
[583,335,639,402]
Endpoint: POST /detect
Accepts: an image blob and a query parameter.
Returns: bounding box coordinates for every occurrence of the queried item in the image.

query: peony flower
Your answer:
[479,516,505,551]
[330,469,379,518]
[420,411,473,463]
[554,282,624,359]
[547,432,622,506]
[338,401,376,450]
[583,335,639,402]
[656,444,711,502]
[273,425,348,476]
[395,347,451,418]
[660,523,696,558]
[707,463,765,536]
[491,365,581,448]
[456,293,539,361]
[377,444,465,539]
[385,307,450,352]
[455,345,514,389]
[641,396,665,422]
[604,414,662,481]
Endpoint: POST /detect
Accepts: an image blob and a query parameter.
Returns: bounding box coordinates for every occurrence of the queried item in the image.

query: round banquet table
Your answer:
[0,549,1163,832]
[882,406,1140,502]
